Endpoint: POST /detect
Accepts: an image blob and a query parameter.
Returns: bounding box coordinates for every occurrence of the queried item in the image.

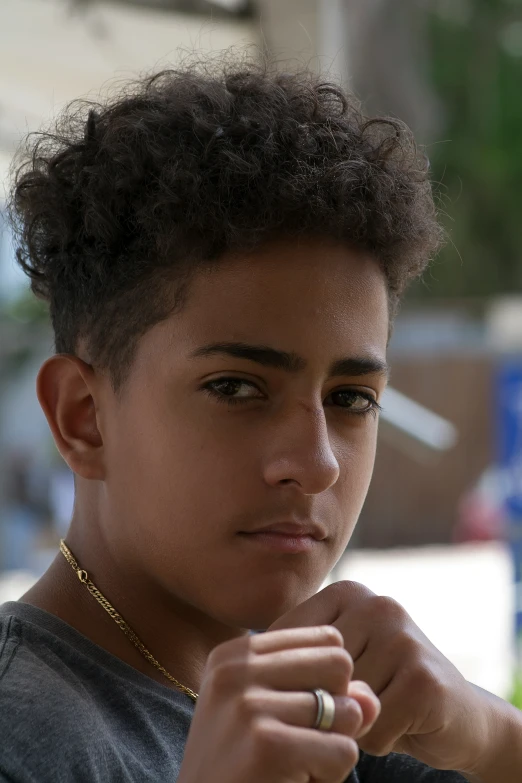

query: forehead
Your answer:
[151,237,389,365]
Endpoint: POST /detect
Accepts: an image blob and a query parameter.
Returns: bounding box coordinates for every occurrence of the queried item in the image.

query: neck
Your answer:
[21,518,247,696]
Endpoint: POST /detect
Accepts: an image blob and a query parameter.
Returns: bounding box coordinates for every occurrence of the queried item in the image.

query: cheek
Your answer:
[105,402,257,534]
[334,424,379,516]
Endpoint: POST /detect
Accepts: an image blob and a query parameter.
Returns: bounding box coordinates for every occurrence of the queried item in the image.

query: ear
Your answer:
[37,355,106,480]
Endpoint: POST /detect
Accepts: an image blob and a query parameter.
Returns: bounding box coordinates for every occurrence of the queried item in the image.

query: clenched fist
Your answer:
[178,625,380,783]
[270,581,502,777]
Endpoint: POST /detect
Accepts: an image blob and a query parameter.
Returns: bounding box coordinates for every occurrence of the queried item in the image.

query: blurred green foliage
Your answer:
[3,289,49,325]
[511,670,522,710]
[412,0,522,299]
[0,290,50,379]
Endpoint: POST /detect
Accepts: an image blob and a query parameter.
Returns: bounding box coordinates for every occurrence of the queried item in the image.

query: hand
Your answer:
[269,581,492,776]
[177,626,381,783]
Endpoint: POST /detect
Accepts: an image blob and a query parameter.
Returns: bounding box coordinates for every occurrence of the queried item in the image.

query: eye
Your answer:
[326,389,381,416]
[202,377,264,405]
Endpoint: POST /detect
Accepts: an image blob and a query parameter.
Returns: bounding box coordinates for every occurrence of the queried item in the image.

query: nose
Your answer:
[263,401,340,495]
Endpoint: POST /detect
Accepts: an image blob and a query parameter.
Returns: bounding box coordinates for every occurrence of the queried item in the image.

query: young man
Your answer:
[1,60,520,782]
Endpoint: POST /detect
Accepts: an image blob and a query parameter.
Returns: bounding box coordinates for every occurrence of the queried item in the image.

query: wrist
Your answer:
[459,685,522,783]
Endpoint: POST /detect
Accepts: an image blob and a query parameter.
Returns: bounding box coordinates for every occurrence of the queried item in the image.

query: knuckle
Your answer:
[237,688,265,721]
[250,717,284,760]
[399,630,420,653]
[205,645,222,670]
[328,580,375,603]
[338,696,364,735]
[206,658,244,696]
[328,646,354,679]
[318,624,344,647]
[207,635,249,667]
[408,665,446,702]
[346,696,364,724]
[331,735,360,773]
[205,637,253,696]
[385,629,417,660]
[370,595,406,622]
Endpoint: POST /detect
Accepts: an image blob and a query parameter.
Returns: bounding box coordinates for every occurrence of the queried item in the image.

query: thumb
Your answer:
[268,582,345,632]
[347,680,381,739]
[268,581,370,632]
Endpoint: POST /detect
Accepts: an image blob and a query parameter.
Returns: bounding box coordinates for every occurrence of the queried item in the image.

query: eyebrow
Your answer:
[189,342,389,379]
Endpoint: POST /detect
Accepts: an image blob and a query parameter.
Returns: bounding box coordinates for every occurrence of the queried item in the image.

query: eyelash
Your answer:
[201,378,383,418]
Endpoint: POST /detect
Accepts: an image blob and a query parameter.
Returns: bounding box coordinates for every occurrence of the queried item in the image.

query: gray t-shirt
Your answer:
[0,602,467,782]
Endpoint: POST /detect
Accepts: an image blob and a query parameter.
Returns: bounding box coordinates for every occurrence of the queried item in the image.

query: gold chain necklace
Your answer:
[59,539,198,703]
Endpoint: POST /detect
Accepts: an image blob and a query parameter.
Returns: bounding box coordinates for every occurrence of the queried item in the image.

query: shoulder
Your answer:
[0,609,102,718]
[0,612,19,682]
[0,611,110,782]
[0,604,194,783]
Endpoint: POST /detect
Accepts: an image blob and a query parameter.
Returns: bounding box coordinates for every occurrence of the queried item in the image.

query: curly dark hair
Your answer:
[9,58,443,391]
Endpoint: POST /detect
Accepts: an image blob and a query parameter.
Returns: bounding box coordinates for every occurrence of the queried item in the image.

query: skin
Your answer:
[23,236,389,694]
[21,235,522,782]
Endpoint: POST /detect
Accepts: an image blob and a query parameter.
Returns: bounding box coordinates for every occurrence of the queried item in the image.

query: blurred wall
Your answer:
[359,354,493,548]
[258,0,349,82]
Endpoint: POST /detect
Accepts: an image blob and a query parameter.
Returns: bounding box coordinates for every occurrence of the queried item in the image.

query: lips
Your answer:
[240,521,327,541]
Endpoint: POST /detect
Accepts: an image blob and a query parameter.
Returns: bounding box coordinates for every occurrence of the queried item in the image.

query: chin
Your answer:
[218,579,323,632]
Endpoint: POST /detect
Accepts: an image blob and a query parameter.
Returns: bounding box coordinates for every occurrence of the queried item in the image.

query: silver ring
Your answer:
[311,688,335,731]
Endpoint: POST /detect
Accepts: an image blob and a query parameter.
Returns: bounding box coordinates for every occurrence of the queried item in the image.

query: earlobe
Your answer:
[36,355,105,480]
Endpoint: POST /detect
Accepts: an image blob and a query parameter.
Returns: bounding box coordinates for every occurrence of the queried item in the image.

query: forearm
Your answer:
[459,687,522,783]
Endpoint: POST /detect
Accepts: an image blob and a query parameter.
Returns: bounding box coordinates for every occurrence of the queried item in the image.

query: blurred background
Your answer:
[1,0,522,706]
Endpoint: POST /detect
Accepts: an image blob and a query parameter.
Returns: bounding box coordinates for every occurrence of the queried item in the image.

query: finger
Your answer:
[250,625,344,655]
[243,687,364,738]
[338,596,419,669]
[253,717,359,783]
[351,644,396,697]
[269,580,376,635]
[252,646,354,696]
[347,680,381,738]
[357,676,413,757]
[331,610,375,663]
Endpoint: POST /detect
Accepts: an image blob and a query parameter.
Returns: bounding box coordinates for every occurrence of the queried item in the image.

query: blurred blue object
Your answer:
[1,505,40,571]
[0,451,48,572]
[496,359,522,667]
[497,360,522,518]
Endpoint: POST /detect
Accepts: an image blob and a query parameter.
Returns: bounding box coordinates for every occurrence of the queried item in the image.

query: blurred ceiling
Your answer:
[0,0,258,193]
[98,0,253,14]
